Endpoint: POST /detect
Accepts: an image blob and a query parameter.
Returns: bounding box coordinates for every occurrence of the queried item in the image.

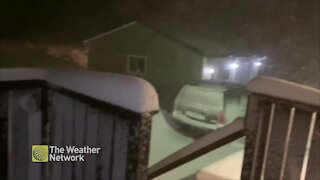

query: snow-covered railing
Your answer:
[0,68,159,113]
[0,68,159,180]
[242,76,320,180]
[247,76,320,107]
[148,76,320,180]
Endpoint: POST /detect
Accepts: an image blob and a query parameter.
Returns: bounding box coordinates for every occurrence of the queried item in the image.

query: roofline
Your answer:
[82,21,204,56]
[138,23,204,56]
[82,21,137,44]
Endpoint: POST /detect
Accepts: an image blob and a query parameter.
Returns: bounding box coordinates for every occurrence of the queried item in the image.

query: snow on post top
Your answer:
[0,68,159,113]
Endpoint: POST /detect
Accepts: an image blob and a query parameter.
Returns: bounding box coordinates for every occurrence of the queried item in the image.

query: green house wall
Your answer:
[87,23,204,110]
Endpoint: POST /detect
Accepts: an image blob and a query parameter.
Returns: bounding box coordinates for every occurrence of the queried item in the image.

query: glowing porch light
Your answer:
[229,63,239,70]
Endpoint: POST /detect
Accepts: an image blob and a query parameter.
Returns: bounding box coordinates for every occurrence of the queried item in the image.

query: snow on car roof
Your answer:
[188,81,244,92]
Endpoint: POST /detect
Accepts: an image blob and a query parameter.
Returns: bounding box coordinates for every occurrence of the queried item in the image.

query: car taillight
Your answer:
[218,111,226,125]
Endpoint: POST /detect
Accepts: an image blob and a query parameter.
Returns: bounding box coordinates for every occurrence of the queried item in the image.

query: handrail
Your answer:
[148,118,246,179]
[0,68,159,113]
[247,76,320,107]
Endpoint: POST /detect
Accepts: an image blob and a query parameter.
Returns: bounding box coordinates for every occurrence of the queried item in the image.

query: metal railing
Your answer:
[242,77,320,180]
[0,68,159,180]
[148,76,320,180]
[2,68,319,180]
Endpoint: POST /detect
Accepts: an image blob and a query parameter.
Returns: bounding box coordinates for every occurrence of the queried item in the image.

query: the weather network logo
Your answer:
[32,145,49,162]
[32,145,101,163]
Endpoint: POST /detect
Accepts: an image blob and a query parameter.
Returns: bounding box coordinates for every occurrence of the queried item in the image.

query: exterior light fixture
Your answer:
[254,61,262,66]
[208,68,215,74]
[229,63,239,70]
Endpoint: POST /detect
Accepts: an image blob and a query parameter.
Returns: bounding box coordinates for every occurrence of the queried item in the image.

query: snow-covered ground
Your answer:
[149,111,244,180]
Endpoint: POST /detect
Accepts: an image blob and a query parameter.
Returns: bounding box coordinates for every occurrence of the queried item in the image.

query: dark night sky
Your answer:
[1,0,320,87]
[1,1,318,47]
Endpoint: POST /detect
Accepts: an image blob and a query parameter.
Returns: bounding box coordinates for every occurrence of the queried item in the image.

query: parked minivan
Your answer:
[172,81,247,132]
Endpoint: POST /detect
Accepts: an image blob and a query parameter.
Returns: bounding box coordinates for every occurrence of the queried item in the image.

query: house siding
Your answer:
[86,23,203,110]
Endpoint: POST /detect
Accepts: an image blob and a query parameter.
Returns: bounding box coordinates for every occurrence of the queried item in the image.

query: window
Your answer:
[217,69,231,81]
[126,55,147,75]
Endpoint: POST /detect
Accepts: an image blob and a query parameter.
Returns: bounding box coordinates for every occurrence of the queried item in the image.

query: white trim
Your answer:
[260,103,276,180]
[0,68,159,113]
[300,112,317,180]
[83,21,137,44]
[279,107,296,180]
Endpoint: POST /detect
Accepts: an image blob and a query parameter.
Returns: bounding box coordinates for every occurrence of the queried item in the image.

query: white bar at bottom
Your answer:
[300,112,317,180]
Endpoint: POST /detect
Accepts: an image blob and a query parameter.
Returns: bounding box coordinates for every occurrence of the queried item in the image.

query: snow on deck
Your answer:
[247,76,320,107]
[0,68,159,113]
